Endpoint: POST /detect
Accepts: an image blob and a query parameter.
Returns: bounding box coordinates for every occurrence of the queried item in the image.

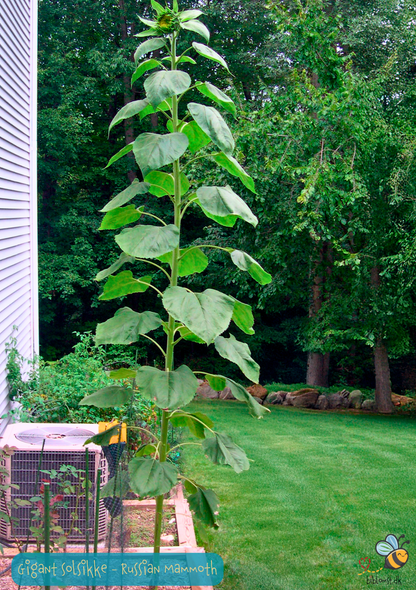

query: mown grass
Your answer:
[182,400,416,590]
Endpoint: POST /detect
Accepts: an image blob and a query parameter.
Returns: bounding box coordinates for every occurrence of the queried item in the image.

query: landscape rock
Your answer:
[264,392,283,405]
[336,389,351,408]
[315,394,329,410]
[252,396,264,405]
[219,387,235,400]
[246,384,268,399]
[349,390,363,409]
[287,388,319,408]
[361,399,377,411]
[328,393,343,409]
[196,381,219,399]
[277,391,287,401]
[391,393,416,407]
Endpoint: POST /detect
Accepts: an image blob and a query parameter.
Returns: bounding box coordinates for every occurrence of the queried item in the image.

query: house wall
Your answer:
[0,0,38,429]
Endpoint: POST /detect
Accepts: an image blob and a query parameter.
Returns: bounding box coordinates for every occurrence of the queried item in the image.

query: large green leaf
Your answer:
[99,271,152,301]
[231,298,255,335]
[158,247,208,276]
[192,42,230,72]
[108,368,137,379]
[214,334,260,383]
[100,472,130,498]
[129,457,178,497]
[84,423,122,446]
[188,487,219,528]
[188,103,234,155]
[132,59,161,85]
[226,378,270,419]
[144,71,191,107]
[230,250,272,285]
[135,30,159,38]
[164,55,196,65]
[134,38,166,64]
[169,411,213,439]
[95,253,134,282]
[180,20,210,42]
[196,186,258,227]
[181,122,211,153]
[177,247,208,276]
[135,365,198,409]
[99,205,143,230]
[133,132,189,178]
[115,224,179,258]
[205,374,226,391]
[197,82,236,117]
[179,9,204,21]
[108,100,149,135]
[144,170,189,197]
[95,307,162,345]
[80,386,133,408]
[101,179,150,212]
[212,152,256,193]
[162,287,235,344]
[139,99,172,120]
[104,142,133,169]
[177,326,205,344]
[202,433,249,473]
[167,120,210,153]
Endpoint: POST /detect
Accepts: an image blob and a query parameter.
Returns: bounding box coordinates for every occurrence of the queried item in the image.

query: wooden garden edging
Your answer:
[122,484,213,590]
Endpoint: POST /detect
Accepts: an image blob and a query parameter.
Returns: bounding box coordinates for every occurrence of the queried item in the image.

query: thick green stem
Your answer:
[153,31,182,562]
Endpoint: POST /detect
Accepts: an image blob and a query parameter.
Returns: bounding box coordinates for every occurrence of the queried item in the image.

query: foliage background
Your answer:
[36,0,416,393]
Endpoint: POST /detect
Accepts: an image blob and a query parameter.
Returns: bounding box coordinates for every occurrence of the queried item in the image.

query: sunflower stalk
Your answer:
[81,1,271,584]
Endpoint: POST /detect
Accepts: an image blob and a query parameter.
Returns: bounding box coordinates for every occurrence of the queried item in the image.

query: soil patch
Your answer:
[110,507,178,549]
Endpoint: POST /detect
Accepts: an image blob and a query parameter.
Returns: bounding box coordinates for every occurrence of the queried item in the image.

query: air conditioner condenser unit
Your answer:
[0,423,108,543]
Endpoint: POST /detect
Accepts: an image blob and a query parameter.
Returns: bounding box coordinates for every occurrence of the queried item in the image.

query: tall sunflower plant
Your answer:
[80,0,271,555]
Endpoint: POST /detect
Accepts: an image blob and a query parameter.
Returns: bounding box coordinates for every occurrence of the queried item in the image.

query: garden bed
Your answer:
[0,486,211,590]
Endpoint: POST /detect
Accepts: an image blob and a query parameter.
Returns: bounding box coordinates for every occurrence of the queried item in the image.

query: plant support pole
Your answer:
[44,482,50,590]
[92,468,101,590]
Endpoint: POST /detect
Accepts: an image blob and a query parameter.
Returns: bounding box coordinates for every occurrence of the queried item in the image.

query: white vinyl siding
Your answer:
[0,0,38,430]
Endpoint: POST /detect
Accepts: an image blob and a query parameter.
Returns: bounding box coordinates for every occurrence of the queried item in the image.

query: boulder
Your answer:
[315,394,329,410]
[196,381,219,399]
[349,390,363,409]
[391,393,416,407]
[277,391,287,401]
[328,393,343,409]
[246,384,268,400]
[336,389,351,408]
[287,388,319,408]
[264,392,283,405]
[252,396,264,405]
[362,399,377,411]
[219,387,235,400]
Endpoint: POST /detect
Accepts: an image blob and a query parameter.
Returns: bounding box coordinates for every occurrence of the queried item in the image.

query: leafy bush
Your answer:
[5,332,155,427]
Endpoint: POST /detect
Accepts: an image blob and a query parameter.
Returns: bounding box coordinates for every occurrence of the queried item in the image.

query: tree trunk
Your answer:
[374,338,393,413]
[370,265,393,413]
[306,352,329,387]
[306,245,330,387]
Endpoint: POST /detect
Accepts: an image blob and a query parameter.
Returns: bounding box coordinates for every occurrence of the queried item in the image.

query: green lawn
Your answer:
[182,400,416,590]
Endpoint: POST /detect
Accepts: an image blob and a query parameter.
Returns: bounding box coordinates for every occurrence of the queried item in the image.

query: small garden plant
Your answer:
[80,0,271,558]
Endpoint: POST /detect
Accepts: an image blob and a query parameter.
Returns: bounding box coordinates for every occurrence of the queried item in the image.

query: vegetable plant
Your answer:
[80,0,271,560]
